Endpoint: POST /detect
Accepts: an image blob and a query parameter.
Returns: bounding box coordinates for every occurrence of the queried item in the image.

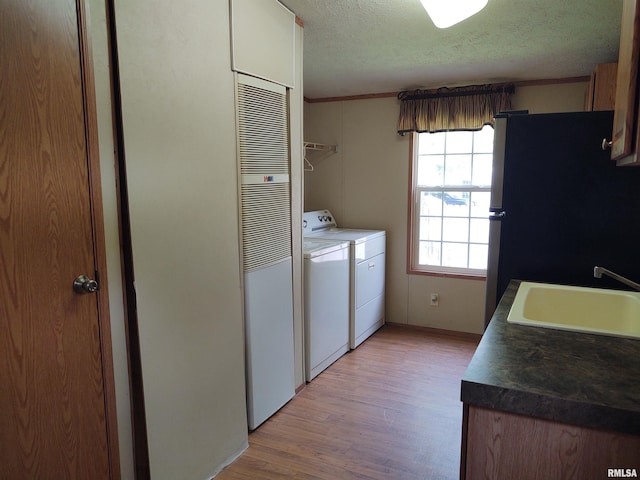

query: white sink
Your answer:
[507,281,640,339]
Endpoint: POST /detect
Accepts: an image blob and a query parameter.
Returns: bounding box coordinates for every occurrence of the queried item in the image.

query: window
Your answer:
[409,125,494,277]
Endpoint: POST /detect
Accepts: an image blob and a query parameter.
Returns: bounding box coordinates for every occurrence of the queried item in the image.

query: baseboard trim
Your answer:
[385,322,482,342]
[209,441,249,479]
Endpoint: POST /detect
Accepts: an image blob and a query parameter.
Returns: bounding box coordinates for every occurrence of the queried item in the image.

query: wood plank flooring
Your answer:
[217,324,480,480]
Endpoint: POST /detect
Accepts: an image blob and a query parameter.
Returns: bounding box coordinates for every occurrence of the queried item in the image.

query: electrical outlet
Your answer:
[430,293,439,307]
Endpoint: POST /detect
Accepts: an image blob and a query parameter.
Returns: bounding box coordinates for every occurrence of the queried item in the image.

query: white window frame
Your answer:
[408,128,493,278]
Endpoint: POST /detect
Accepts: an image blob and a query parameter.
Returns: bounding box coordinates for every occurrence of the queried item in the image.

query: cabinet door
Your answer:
[230,0,296,88]
[463,405,640,480]
[610,0,640,161]
[586,63,617,111]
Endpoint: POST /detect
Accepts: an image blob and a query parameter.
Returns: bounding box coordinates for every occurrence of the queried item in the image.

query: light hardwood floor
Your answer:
[217,324,480,480]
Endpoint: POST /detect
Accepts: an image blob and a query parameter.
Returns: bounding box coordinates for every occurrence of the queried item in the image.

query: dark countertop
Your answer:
[461,280,640,435]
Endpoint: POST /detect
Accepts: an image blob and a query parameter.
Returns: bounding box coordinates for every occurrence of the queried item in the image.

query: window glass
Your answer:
[419,241,441,266]
[442,194,469,217]
[417,155,444,186]
[419,133,445,155]
[471,154,492,186]
[473,127,494,153]
[411,125,494,276]
[444,154,472,185]
[442,218,469,243]
[470,191,490,218]
[444,131,472,154]
[442,242,468,268]
[420,191,442,216]
[419,216,442,241]
[469,218,489,244]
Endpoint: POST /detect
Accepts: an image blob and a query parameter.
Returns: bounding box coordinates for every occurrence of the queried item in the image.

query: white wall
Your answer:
[107,1,249,478]
[89,2,305,477]
[304,82,587,334]
[512,82,589,113]
[291,24,306,388]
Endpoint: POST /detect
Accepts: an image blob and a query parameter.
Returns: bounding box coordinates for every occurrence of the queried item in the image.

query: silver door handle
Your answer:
[488,211,506,221]
[73,275,99,294]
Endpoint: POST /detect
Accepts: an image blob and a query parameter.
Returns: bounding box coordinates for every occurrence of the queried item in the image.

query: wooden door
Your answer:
[0,0,118,478]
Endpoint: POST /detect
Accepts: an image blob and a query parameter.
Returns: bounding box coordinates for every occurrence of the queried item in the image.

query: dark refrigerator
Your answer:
[484,110,640,327]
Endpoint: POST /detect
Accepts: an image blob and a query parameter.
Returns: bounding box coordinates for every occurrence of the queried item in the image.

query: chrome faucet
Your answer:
[593,266,640,291]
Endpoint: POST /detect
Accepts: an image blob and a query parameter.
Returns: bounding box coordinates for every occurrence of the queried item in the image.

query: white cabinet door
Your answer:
[230,0,296,88]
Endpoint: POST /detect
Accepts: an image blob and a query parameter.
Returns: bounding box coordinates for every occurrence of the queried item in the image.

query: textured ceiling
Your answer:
[279,0,623,99]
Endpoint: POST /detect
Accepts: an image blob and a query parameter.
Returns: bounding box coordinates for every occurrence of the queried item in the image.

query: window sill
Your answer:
[407,268,486,281]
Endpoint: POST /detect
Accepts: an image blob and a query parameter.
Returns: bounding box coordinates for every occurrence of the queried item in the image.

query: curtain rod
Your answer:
[398,84,515,101]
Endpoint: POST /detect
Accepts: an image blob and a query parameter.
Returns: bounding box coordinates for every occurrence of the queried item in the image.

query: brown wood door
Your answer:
[1,0,115,478]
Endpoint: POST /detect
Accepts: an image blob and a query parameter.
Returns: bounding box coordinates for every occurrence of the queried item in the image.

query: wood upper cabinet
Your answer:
[585,63,618,111]
[609,0,640,165]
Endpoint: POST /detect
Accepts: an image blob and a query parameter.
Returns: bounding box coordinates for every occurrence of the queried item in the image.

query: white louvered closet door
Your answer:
[237,74,292,271]
[236,73,295,430]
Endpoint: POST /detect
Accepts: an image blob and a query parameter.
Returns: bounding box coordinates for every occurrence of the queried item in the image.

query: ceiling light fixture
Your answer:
[420,0,488,29]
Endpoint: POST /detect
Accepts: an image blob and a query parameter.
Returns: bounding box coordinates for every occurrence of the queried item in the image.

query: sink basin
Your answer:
[507,281,640,339]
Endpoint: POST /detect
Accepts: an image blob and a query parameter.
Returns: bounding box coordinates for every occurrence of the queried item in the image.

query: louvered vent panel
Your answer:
[241,183,291,271]
[237,83,289,175]
[237,75,291,272]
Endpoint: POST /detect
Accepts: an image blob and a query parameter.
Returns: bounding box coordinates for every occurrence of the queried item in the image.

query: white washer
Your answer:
[303,239,350,381]
[303,210,386,349]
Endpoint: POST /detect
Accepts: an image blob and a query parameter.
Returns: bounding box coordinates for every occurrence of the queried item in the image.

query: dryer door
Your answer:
[355,252,385,309]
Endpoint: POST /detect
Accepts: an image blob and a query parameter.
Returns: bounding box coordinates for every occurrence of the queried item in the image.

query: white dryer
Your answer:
[303,210,386,349]
[303,239,350,381]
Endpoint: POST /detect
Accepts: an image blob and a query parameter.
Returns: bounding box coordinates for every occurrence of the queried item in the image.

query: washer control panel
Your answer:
[303,209,337,233]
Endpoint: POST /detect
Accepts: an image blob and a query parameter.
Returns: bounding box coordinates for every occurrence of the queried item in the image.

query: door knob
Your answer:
[73,275,99,294]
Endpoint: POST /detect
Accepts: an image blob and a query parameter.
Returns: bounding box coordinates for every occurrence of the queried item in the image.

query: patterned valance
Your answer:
[397,84,514,134]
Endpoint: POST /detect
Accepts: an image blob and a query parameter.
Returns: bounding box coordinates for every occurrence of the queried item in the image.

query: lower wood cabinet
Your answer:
[461,405,640,480]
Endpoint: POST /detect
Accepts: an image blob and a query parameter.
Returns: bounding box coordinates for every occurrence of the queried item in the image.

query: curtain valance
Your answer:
[397,84,514,134]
